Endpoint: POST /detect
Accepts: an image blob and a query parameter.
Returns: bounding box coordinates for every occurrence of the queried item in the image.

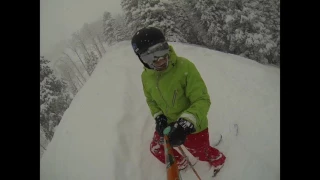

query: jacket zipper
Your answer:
[157,73,168,114]
[172,90,177,107]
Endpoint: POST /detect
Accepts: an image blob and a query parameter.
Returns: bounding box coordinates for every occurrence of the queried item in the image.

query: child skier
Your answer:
[131,27,226,174]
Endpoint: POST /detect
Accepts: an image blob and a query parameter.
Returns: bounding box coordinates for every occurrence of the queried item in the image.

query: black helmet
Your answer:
[131,27,167,69]
[131,27,166,55]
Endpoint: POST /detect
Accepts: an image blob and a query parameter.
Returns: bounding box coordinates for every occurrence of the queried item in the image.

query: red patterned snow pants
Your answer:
[150,128,226,167]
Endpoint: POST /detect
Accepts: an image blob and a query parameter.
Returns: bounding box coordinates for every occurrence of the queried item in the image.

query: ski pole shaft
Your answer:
[163,127,182,180]
[178,146,202,180]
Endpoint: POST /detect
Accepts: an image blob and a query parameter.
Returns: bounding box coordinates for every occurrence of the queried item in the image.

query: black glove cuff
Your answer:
[155,114,168,136]
[177,118,196,134]
[155,114,167,123]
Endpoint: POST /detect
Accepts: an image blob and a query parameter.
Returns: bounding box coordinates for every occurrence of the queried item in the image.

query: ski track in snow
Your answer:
[41,41,279,180]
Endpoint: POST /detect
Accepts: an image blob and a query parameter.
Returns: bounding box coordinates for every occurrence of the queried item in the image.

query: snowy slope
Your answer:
[40,41,280,180]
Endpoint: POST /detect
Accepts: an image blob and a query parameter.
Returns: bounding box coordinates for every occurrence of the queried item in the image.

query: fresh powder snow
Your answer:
[40,41,280,180]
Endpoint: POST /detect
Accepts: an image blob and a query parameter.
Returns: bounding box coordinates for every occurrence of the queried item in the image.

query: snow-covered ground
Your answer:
[40,41,280,180]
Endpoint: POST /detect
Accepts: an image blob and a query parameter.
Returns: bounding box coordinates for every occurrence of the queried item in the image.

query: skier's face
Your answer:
[139,42,170,71]
[153,55,169,71]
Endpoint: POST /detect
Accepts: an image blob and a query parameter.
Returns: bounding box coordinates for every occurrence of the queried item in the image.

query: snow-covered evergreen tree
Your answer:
[119,0,280,66]
[103,12,130,45]
[165,0,202,44]
[122,0,186,42]
[40,125,49,158]
[224,0,278,64]
[256,0,280,65]
[111,14,131,43]
[85,51,99,75]
[121,0,140,37]
[194,0,229,51]
[40,56,72,139]
[103,11,116,44]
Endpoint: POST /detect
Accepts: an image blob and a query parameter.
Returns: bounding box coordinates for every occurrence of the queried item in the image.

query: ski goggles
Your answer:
[139,42,170,66]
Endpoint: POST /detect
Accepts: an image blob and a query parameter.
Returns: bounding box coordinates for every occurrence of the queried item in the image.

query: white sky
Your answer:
[40,0,122,55]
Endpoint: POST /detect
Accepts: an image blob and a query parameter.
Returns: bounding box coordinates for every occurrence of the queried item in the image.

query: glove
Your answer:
[155,114,168,137]
[167,118,196,147]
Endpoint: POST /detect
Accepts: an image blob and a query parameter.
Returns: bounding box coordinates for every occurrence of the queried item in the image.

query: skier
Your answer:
[131,27,226,174]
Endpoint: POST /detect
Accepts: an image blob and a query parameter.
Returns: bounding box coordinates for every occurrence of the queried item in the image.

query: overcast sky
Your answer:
[40,0,122,55]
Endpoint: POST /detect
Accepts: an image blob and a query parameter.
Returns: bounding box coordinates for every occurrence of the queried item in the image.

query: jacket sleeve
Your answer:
[141,76,163,119]
[180,61,211,130]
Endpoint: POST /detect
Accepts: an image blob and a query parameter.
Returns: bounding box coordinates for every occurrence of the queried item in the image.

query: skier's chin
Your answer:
[155,64,168,71]
[154,58,169,71]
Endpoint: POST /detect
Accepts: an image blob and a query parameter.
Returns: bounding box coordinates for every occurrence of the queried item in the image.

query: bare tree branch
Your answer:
[67,41,91,76]
[84,23,103,58]
[62,52,86,83]
[56,58,84,89]
[72,31,92,61]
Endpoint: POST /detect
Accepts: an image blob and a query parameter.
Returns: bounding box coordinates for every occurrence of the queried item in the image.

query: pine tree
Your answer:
[164,0,200,44]
[224,0,278,64]
[193,0,229,51]
[112,14,131,42]
[40,56,72,139]
[176,0,209,45]
[103,11,116,44]
[85,52,98,75]
[121,0,186,42]
[256,0,280,65]
[121,0,140,37]
[119,0,280,66]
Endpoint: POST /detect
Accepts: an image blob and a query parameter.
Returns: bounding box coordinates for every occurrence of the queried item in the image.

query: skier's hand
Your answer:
[167,118,196,147]
[155,114,168,137]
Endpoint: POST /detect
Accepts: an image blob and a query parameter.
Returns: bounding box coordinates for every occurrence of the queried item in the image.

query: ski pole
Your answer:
[163,126,182,180]
[178,146,202,180]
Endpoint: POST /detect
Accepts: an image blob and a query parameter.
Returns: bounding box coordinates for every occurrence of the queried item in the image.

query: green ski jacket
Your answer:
[141,45,211,134]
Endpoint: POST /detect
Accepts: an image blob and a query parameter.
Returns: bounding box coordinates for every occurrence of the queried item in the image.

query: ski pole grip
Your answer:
[163,126,171,135]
